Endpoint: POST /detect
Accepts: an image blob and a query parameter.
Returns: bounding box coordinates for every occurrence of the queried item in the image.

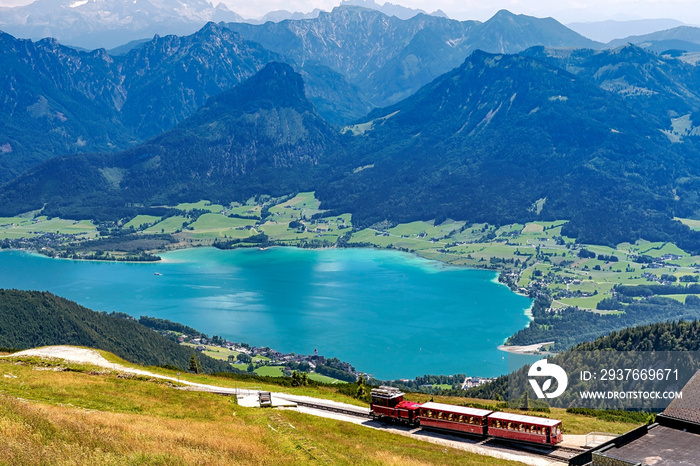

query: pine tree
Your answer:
[189,353,202,374]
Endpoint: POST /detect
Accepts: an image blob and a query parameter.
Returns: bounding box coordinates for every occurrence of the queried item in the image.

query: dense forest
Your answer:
[464,319,700,403]
[507,294,700,350]
[0,289,231,373]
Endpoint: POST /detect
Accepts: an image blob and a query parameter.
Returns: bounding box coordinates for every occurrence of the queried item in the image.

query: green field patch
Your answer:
[175,201,224,212]
[227,205,262,218]
[656,294,700,303]
[433,384,453,390]
[532,220,568,229]
[558,294,606,309]
[495,224,525,236]
[258,222,326,243]
[268,192,322,218]
[307,372,346,384]
[27,217,96,234]
[447,223,491,242]
[636,242,687,258]
[522,223,544,234]
[0,216,33,227]
[349,228,446,250]
[186,229,255,241]
[389,220,463,239]
[123,215,161,230]
[189,213,255,230]
[180,343,240,361]
[254,366,285,377]
[144,216,188,234]
[0,230,39,239]
[676,217,700,231]
[334,213,352,224]
[0,217,98,240]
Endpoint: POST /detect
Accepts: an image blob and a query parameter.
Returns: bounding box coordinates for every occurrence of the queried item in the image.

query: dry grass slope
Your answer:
[0,354,522,465]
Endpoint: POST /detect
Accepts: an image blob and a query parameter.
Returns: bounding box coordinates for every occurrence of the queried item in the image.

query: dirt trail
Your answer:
[3,345,243,394]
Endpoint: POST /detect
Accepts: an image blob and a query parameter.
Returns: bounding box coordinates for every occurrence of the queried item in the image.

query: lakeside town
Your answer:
[166,330,495,391]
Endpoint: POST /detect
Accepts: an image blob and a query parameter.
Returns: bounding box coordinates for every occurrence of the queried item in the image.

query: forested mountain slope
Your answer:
[0,289,231,373]
[0,62,346,220]
[320,49,700,250]
[0,24,278,182]
[522,44,700,131]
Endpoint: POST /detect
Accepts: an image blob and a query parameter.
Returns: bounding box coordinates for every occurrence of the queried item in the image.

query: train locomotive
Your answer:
[370,386,563,446]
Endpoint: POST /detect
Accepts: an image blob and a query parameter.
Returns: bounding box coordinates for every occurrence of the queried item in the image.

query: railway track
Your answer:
[277,397,373,419]
[286,399,585,464]
[495,440,584,464]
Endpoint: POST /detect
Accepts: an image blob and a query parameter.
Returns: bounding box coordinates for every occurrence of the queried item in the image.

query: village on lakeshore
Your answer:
[170,331,494,390]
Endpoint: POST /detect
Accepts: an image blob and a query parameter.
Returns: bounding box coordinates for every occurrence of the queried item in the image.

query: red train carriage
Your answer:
[419,402,493,436]
[370,386,422,425]
[486,412,563,446]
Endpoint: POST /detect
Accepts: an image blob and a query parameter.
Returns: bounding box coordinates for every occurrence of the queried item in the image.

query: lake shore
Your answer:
[497,341,554,355]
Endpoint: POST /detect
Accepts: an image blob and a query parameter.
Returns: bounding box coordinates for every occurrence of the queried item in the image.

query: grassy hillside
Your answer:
[0,289,231,373]
[0,353,522,465]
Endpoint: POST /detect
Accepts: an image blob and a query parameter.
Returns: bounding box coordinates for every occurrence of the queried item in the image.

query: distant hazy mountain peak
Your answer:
[0,0,245,48]
[340,0,428,20]
[567,18,686,43]
[258,8,323,23]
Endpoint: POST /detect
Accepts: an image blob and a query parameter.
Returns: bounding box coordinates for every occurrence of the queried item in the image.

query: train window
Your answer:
[437,412,444,420]
[495,421,501,428]
[468,416,474,425]
[507,422,513,430]
[447,413,453,421]
[458,415,464,423]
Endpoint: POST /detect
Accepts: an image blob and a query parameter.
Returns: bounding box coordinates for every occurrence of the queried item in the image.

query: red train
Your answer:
[370,386,563,446]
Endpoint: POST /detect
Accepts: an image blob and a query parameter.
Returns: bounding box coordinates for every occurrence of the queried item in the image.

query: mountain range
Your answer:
[0,7,603,182]
[0,23,277,181]
[4,48,700,251]
[0,0,445,50]
[3,8,700,250]
[226,8,600,108]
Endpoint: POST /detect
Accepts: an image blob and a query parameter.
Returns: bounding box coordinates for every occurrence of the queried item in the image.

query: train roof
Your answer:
[488,412,561,427]
[370,386,404,399]
[420,402,493,417]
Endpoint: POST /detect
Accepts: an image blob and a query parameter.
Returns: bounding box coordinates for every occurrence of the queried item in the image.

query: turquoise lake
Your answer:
[0,247,535,380]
